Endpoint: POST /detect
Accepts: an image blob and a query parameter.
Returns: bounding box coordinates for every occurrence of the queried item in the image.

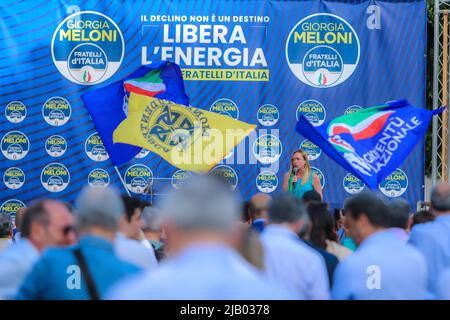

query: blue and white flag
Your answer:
[296,100,444,189]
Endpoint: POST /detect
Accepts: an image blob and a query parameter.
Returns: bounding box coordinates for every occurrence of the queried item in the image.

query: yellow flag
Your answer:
[113,93,256,172]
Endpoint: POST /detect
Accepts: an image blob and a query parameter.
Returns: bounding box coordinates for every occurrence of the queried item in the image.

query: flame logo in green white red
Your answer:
[327,110,395,153]
[318,71,327,86]
[124,69,166,97]
[83,69,92,82]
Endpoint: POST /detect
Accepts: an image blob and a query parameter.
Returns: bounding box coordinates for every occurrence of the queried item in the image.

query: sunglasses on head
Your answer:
[62,225,76,236]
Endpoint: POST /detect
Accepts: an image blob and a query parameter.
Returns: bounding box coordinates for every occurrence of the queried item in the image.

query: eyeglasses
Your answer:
[62,225,76,236]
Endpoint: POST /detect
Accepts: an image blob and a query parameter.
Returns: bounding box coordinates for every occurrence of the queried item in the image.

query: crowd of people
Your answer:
[0,172,448,300]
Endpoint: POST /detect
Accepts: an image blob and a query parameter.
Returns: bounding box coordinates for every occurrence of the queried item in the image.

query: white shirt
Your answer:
[0,238,39,299]
[260,225,330,300]
[115,233,157,271]
[106,243,292,300]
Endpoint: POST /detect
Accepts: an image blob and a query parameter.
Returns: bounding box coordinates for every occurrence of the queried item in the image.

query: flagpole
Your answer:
[147,157,165,205]
[114,166,131,197]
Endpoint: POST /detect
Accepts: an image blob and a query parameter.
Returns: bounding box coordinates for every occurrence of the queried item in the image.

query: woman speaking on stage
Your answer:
[282,149,323,200]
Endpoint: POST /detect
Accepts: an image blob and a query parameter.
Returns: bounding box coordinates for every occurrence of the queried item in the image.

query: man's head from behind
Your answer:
[14,207,27,234]
[120,195,144,240]
[75,186,124,240]
[302,190,322,204]
[0,212,12,239]
[159,174,241,253]
[343,190,390,245]
[249,193,271,221]
[141,206,162,241]
[267,192,309,234]
[387,198,411,229]
[22,200,76,251]
[430,183,450,215]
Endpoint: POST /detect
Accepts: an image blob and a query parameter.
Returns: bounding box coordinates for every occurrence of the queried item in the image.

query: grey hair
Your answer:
[431,183,450,212]
[141,206,162,232]
[387,199,411,229]
[159,174,241,231]
[268,192,309,224]
[0,212,12,238]
[75,186,125,232]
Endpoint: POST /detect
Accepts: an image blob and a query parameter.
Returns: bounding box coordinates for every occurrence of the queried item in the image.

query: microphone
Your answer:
[292,167,298,190]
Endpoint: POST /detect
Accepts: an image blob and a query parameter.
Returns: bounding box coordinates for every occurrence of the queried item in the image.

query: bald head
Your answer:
[160,174,241,232]
[431,183,450,213]
[249,193,271,220]
[75,186,124,232]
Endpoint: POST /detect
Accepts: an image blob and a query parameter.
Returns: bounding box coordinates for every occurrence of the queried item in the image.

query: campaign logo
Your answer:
[0,199,25,217]
[299,139,321,161]
[88,169,110,188]
[256,171,278,193]
[41,163,70,192]
[379,168,408,197]
[343,173,365,194]
[5,101,27,123]
[344,105,364,115]
[42,97,71,126]
[51,11,124,85]
[257,104,279,127]
[210,165,238,190]
[85,132,109,161]
[210,98,239,119]
[171,170,192,189]
[124,164,153,194]
[3,167,25,190]
[327,109,395,154]
[135,149,150,159]
[1,131,30,160]
[253,134,282,164]
[311,167,325,189]
[45,135,67,157]
[296,100,326,126]
[286,13,360,88]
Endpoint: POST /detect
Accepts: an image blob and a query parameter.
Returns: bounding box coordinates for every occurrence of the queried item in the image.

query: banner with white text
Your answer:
[0,0,427,216]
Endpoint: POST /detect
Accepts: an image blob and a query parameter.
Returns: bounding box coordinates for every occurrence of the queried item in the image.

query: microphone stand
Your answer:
[143,178,154,205]
[143,156,164,205]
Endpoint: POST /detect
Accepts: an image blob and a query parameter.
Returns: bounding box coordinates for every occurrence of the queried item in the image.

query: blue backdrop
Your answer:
[0,0,427,217]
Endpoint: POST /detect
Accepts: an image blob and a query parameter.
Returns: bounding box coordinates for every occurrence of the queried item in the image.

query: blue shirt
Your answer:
[251,218,267,233]
[16,235,141,300]
[261,225,330,300]
[437,268,450,300]
[332,230,427,300]
[303,240,338,288]
[107,243,292,300]
[408,214,450,298]
[0,238,39,299]
[342,237,357,251]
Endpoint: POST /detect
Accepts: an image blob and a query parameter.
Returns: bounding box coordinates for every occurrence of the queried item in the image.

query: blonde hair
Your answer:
[290,149,311,185]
